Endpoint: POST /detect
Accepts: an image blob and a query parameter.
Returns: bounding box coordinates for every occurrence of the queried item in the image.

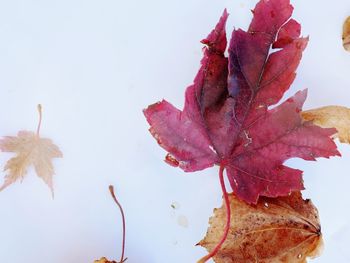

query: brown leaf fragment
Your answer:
[199,192,323,263]
[302,106,350,144]
[343,16,350,51]
[94,257,117,263]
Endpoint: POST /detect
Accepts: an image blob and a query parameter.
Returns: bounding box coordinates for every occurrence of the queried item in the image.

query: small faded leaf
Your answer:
[199,193,323,263]
[0,105,62,195]
[343,16,350,51]
[0,131,62,194]
[302,106,350,143]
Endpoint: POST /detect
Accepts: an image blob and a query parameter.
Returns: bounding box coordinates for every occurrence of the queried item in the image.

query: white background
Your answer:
[0,0,349,262]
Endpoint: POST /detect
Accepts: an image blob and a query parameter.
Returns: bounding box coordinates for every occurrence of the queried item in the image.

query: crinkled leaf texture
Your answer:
[199,192,323,263]
[302,106,350,144]
[144,0,339,204]
[0,131,62,195]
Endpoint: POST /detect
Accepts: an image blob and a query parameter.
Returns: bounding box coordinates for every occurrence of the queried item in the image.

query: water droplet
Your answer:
[297,254,302,259]
[171,201,180,210]
[172,238,178,245]
[177,215,189,228]
[264,202,269,208]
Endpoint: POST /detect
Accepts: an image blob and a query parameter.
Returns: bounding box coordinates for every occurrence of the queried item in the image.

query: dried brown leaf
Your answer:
[343,16,350,51]
[302,106,350,143]
[199,193,323,263]
[94,258,117,263]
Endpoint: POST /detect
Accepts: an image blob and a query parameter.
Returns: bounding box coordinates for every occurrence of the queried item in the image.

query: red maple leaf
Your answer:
[144,0,339,261]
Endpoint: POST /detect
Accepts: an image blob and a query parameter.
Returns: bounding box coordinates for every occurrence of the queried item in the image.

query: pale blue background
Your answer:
[0,0,349,262]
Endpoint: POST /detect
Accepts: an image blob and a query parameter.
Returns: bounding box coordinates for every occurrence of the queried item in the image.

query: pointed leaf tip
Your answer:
[201,9,228,53]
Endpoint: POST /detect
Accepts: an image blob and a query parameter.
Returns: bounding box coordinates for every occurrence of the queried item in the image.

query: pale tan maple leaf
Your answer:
[199,192,323,263]
[0,105,62,195]
[302,106,350,144]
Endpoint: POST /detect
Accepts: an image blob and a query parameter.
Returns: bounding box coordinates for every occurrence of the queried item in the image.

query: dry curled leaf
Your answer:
[343,16,350,51]
[199,192,323,263]
[0,105,62,195]
[302,106,350,143]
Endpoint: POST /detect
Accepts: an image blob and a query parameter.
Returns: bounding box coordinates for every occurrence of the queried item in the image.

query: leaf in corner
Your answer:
[199,192,323,263]
[302,106,350,144]
[0,105,62,195]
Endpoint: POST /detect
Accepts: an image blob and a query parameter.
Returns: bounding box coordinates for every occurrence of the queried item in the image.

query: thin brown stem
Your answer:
[109,185,127,263]
[36,104,42,136]
[197,164,231,263]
